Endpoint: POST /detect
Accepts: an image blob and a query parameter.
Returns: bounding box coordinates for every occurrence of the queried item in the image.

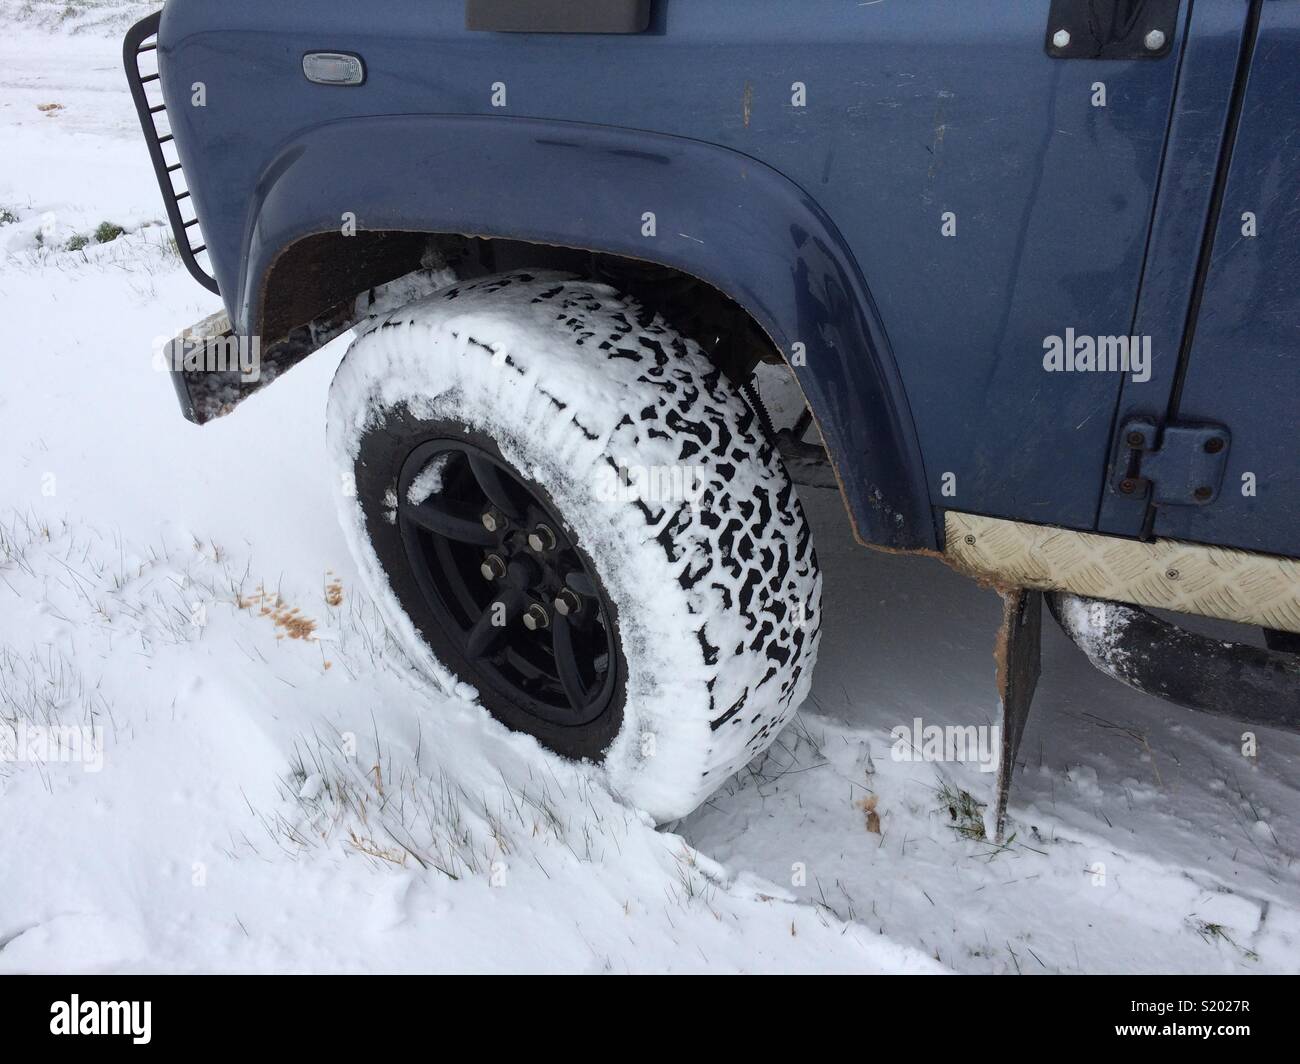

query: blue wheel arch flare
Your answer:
[238,116,936,551]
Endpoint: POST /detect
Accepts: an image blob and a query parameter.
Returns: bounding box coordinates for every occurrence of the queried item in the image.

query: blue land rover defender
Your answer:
[126,0,1299,823]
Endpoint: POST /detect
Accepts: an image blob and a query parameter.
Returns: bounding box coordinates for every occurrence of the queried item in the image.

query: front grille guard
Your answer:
[123,11,220,294]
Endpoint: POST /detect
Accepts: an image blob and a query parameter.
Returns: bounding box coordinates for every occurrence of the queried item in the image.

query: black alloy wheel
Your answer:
[395,438,619,728]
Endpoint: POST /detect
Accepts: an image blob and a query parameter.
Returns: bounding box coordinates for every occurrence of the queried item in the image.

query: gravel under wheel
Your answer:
[327,271,821,821]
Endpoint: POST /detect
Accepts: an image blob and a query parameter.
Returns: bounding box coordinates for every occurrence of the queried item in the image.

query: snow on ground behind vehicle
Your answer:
[0,6,1297,973]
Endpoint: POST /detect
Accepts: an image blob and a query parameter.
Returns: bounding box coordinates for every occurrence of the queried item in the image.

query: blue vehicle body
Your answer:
[128,0,1298,559]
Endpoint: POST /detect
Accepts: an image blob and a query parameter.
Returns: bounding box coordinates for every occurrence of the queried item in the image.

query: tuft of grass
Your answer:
[669,845,720,914]
[64,233,89,252]
[94,220,125,244]
[0,207,17,226]
[936,780,987,840]
[268,732,524,880]
[1188,918,1259,962]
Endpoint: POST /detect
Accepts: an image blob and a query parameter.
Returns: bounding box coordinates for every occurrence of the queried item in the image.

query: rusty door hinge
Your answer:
[1111,417,1230,506]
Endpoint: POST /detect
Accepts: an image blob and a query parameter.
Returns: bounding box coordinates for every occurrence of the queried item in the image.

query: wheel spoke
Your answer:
[468,452,524,520]
[466,592,521,659]
[403,497,495,546]
[551,613,589,714]
[564,570,597,598]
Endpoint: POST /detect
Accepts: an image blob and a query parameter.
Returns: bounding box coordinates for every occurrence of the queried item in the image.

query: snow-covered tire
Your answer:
[327,271,821,821]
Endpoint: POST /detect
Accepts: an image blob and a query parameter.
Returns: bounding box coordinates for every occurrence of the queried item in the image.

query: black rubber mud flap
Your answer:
[994,588,1043,842]
[466,0,651,34]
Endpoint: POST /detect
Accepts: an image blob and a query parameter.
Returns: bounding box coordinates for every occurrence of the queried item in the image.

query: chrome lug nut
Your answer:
[480,554,506,580]
[522,603,550,631]
[527,524,557,552]
[553,588,582,617]
[1144,29,1166,51]
[481,511,501,533]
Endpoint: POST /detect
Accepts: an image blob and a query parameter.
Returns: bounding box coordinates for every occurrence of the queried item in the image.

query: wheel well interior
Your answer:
[258,230,785,385]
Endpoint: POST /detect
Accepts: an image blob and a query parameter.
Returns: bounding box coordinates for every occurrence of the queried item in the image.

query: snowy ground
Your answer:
[1,7,1297,974]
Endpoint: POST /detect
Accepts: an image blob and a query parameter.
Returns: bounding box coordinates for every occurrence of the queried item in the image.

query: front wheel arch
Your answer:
[242,114,934,551]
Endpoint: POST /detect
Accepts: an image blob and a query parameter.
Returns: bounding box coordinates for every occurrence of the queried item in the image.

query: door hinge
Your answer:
[1112,417,1230,506]
[1045,0,1180,59]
